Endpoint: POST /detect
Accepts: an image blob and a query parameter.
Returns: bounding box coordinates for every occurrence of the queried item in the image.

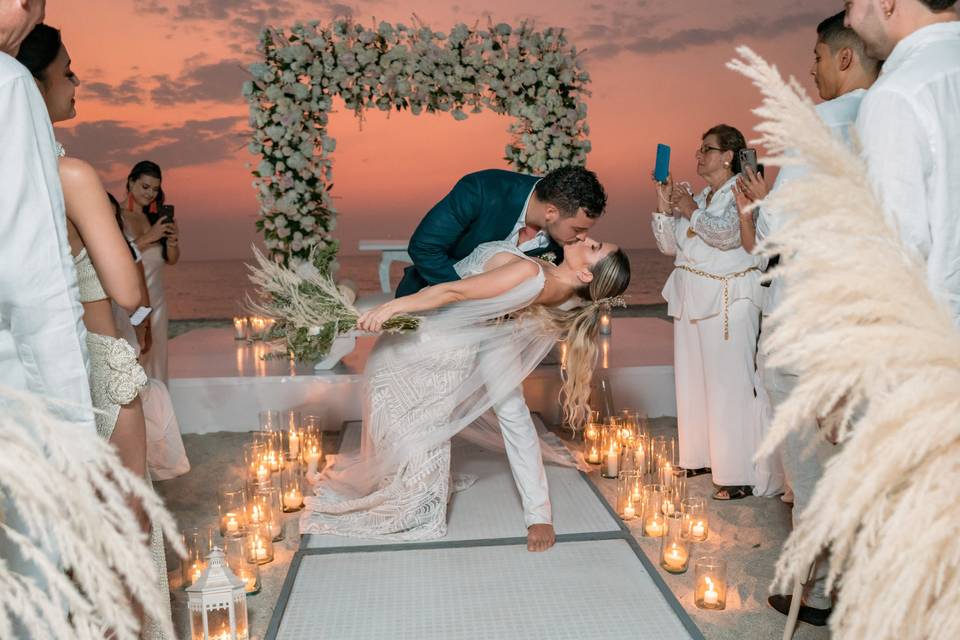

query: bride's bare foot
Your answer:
[527,523,555,552]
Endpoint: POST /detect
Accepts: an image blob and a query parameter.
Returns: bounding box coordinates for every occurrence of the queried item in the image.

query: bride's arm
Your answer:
[357,258,540,332]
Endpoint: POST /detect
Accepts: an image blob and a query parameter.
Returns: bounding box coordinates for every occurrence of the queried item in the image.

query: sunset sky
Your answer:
[47,0,843,260]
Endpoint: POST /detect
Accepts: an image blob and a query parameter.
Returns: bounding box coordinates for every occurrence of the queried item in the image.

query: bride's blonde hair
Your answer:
[521,249,631,428]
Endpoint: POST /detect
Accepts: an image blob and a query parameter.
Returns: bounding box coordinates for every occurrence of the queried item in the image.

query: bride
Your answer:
[302,237,630,551]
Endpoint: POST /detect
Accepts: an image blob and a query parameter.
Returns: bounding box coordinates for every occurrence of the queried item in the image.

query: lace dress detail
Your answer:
[302,241,544,540]
[71,247,167,639]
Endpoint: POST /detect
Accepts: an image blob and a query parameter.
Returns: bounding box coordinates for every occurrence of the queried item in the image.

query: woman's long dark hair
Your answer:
[15,24,61,80]
[126,161,168,260]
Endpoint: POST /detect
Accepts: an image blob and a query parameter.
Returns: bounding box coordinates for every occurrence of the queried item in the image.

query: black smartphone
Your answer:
[738,149,758,175]
[159,204,175,223]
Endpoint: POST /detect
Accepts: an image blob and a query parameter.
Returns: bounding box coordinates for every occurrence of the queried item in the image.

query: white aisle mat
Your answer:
[274,539,699,640]
[304,421,620,548]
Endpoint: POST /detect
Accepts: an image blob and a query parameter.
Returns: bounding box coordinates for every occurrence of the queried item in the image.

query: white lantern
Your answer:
[186,547,250,640]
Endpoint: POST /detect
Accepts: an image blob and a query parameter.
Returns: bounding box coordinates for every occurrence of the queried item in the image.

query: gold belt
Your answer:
[676,265,760,340]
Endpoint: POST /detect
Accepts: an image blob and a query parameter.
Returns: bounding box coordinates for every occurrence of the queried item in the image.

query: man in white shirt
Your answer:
[737,11,880,626]
[846,0,960,322]
[0,0,94,431]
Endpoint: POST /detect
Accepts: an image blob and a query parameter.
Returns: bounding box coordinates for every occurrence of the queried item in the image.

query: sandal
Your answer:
[681,467,711,478]
[713,485,752,501]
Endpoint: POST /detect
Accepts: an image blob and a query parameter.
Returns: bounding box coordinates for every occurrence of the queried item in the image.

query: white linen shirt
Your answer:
[856,21,960,323]
[758,89,866,315]
[0,53,95,433]
[506,182,550,252]
[652,175,764,320]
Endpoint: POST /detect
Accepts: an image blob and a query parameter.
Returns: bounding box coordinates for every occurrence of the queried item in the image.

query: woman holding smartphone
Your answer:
[650,124,774,501]
[121,160,178,384]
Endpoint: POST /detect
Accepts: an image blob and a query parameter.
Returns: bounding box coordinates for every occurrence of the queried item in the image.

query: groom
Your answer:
[398,166,607,551]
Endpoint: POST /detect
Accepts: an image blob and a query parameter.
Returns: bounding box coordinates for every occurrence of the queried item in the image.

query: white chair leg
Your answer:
[782,574,804,640]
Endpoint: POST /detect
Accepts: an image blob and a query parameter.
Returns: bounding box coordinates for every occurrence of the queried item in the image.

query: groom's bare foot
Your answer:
[527,523,555,552]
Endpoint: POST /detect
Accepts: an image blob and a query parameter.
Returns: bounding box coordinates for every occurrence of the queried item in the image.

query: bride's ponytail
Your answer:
[521,249,630,429]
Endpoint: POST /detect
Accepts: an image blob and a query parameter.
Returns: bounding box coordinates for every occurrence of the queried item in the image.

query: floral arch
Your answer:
[245,19,592,269]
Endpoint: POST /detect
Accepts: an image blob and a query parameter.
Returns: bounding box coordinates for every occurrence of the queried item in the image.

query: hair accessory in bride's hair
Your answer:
[592,295,627,309]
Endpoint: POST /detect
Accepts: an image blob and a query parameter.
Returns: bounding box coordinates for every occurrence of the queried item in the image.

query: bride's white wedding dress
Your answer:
[301,241,565,540]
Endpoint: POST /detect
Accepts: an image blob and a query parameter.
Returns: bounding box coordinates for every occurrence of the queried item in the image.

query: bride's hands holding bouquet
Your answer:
[357,299,405,333]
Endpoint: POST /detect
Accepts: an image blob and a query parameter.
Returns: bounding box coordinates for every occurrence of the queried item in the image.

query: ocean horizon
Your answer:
[165,249,673,320]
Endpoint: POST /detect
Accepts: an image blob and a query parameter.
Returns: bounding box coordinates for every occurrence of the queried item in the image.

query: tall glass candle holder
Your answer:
[600,424,621,479]
[260,486,285,542]
[181,526,214,589]
[218,488,247,538]
[583,420,602,466]
[280,459,304,512]
[246,524,274,565]
[660,514,690,574]
[694,557,727,609]
[663,474,686,516]
[641,484,667,538]
[224,536,261,596]
[616,470,643,520]
[258,409,280,432]
[233,316,249,340]
[282,410,302,432]
[681,497,709,542]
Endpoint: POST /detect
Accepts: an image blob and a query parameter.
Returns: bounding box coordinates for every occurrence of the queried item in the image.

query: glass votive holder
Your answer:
[660,514,690,574]
[280,459,304,512]
[681,497,709,542]
[248,316,266,340]
[599,304,612,335]
[246,524,274,565]
[282,409,302,431]
[259,409,281,431]
[233,316,249,340]
[303,439,323,477]
[663,474,686,515]
[641,484,667,538]
[583,420,602,466]
[218,488,248,538]
[181,525,215,589]
[303,414,322,440]
[600,424,622,479]
[616,470,643,520]
[259,486,286,542]
[694,557,727,609]
[651,435,678,475]
[224,536,261,596]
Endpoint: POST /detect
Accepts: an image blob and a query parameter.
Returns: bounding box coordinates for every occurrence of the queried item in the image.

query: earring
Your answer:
[724,161,730,167]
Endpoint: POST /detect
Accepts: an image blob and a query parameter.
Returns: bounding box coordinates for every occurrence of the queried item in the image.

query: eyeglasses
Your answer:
[697,145,724,155]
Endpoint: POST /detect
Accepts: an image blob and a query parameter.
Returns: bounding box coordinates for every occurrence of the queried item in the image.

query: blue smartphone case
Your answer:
[654,144,671,183]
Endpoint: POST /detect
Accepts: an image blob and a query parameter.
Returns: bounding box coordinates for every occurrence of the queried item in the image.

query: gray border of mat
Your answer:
[264,471,705,640]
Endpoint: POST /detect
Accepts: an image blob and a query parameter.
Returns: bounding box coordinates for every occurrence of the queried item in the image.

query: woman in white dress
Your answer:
[121,160,179,384]
[302,238,631,549]
[651,124,767,500]
[18,25,173,637]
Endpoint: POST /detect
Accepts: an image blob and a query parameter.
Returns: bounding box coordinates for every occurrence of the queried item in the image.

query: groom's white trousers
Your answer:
[477,349,552,528]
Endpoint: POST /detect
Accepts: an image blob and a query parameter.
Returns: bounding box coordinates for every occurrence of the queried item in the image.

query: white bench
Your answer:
[358,239,412,293]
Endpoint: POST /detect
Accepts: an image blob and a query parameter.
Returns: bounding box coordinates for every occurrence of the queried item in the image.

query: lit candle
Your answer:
[256,464,270,485]
[233,316,247,340]
[599,312,611,335]
[704,577,719,606]
[283,489,302,509]
[588,446,600,464]
[632,488,642,503]
[645,517,664,537]
[585,426,599,441]
[250,505,262,525]
[255,539,267,561]
[623,502,636,519]
[190,562,203,584]
[692,520,706,541]
[225,514,239,534]
[270,520,283,539]
[306,446,321,474]
[244,573,258,593]
[288,430,300,457]
[662,499,675,516]
[265,451,280,472]
[663,543,688,571]
[605,445,619,478]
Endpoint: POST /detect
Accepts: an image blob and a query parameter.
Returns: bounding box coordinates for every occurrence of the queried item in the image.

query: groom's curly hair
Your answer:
[534,166,607,219]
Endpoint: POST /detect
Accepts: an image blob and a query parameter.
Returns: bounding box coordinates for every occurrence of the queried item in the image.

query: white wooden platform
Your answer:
[168,317,677,434]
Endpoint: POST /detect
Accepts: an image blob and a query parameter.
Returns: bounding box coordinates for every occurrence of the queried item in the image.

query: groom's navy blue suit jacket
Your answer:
[395,169,564,298]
